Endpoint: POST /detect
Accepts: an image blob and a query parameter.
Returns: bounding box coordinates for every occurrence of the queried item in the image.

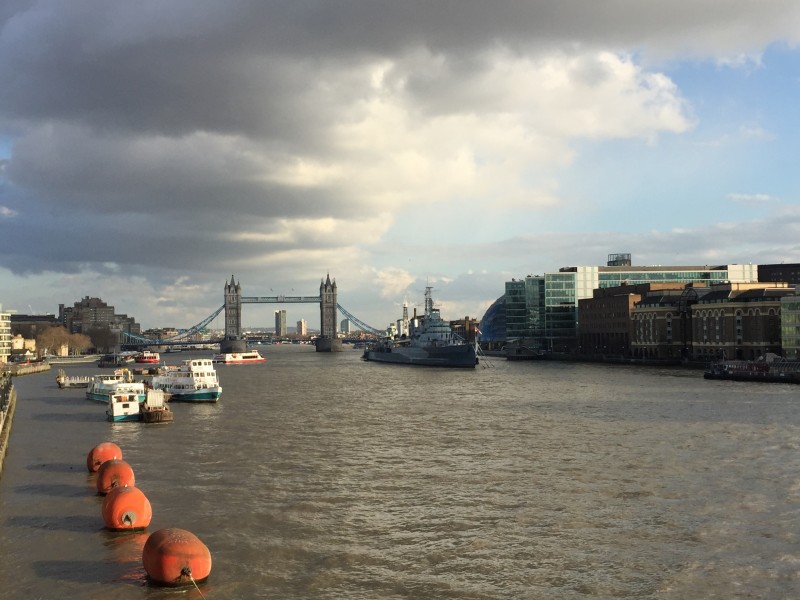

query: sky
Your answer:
[1,1,799,332]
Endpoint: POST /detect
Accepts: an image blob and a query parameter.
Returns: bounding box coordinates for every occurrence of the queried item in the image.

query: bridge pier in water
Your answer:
[221,274,343,353]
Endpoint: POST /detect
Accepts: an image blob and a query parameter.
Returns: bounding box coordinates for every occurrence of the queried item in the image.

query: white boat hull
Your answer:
[151,358,222,402]
[106,393,142,422]
[212,351,266,364]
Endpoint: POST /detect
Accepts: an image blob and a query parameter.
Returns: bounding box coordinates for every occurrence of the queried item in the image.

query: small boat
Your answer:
[704,358,800,383]
[55,369,93,388]
[363,287,477,368]
[504,344,547,361]
[140,389,174,423]
[46,354,103,365]
[106,389,142,422]
[86,369,147,403]
[132,365,167,376]
[134,351,161,364]
[211,350,266,364]
[151,358,222,402]
[97,353,135,368]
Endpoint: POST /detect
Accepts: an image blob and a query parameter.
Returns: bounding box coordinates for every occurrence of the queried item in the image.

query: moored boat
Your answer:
[150,358,222,402]
[140,389,174,423]
[86,369,147,403]
[505,344,547,361]
[97,352,136,368]
[106,389,142,422]
[211,350,266,364]
[704,358,800,383]
[55,369,93,388]
[363,287,477,368]
[132,365,166,376]
[46,353,103,365]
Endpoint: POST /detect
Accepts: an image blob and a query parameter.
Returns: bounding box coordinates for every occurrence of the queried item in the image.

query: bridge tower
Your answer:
[316,274,343,352]
[221,275,247,353]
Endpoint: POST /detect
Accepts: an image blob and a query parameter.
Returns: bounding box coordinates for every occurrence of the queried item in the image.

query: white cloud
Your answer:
[739,125,775,141]
[728,193,773,203]
[325,49,693,216]
[369,267,417,300]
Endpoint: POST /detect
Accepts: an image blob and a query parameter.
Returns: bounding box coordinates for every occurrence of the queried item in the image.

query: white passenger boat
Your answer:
[134,350,161,364]
[150,358,222,402]
[86,369,147,403]
[211,350,266,364]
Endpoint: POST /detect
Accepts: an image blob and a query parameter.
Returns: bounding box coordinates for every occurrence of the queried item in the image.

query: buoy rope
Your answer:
[182,567,207,599]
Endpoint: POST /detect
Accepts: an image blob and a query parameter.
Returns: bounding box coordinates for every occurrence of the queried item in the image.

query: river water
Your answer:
[1,345,799,599]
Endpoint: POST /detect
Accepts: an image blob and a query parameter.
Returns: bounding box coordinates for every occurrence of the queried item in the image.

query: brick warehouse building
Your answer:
[631,282,793,361]
[578,283,694,358]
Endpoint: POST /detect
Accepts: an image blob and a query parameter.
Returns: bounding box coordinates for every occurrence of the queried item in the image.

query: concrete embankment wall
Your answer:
[6,362,51,376]
[0,363,49,477]
[0,374,17,476]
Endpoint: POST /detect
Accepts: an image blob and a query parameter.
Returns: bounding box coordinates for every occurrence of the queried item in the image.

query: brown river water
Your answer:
[1,345,799,599]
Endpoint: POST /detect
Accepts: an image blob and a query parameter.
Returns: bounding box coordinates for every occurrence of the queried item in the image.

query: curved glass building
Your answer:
[478,295,506,343]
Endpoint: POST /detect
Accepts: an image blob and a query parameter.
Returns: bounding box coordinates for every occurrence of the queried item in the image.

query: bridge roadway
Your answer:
[121,337,374,350]
[241,295,321,304]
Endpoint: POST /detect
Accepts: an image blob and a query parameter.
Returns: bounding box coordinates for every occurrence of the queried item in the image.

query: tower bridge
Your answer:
[222,273,350,353]
[121,274,383,351]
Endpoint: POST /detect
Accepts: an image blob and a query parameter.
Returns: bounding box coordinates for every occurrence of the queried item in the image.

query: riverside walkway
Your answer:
[0,373,16,476]
[0,362,49,476]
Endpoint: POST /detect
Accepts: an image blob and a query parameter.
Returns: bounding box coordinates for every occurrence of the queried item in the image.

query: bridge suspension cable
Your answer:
[123,301,380,345]
[123,304,225,345]
[337,304,384,336]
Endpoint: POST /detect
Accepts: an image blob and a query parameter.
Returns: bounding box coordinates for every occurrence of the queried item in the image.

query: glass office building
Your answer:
[504,276,545,343]
[510,257,759,351]
[781,291,800,360]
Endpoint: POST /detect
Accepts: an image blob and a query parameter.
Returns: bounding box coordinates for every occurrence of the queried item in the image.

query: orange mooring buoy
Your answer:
[142,528,212,587]
[102,486,152,531]
[86,442,123,473]
[95,458,135,495]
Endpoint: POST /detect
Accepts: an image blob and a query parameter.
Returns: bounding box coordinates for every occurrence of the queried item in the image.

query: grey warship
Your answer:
[363,287,477,368]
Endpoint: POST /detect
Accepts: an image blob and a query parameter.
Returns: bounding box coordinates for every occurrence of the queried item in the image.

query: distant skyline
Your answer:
[1,2,799,330]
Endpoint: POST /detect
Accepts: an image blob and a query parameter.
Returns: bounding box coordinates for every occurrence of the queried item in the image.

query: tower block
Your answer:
[317,274,343,352]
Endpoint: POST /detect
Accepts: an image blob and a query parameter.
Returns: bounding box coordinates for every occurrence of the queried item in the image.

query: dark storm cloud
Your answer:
[6,123,359,217]
[1,0,799,329]
[0,182,355,276]
[4,1,798,135]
